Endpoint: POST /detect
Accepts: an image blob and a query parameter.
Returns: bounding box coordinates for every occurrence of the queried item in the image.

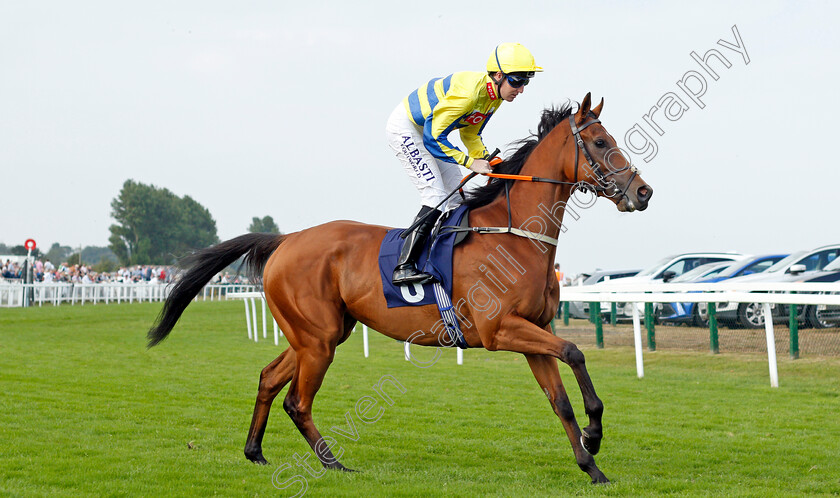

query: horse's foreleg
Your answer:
[491,316,604,453]
[486,315,607,482]
[244,347,296,464]
[525,353,609,484]
[559,342,605,458]
[283,348,353,472]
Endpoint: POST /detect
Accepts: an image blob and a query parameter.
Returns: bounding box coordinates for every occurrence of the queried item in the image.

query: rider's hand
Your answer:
[470,159,493,174]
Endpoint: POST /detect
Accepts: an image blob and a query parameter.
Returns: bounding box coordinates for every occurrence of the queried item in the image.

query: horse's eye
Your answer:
[594,139,607,148]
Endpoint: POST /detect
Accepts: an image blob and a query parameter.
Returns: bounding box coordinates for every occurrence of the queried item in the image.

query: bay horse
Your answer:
[147,93,652,484]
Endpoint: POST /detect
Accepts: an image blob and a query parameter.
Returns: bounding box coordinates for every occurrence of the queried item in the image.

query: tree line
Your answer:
[1,180,281,267]
[108,180,281,265]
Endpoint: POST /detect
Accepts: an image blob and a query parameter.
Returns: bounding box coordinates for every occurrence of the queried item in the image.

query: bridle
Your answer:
[568,114,639,199]
[407,111,642,245]
[473,113,640,200]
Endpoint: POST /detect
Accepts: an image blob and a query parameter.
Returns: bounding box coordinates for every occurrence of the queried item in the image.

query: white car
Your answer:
[595,252,748,319]
[715,243,840,328]
[566,269,641,319]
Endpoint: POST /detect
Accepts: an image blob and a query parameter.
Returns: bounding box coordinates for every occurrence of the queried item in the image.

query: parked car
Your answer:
[670,260,736,283]
[656,261,736,326]
[715,244,840,328]
[598,252,748,320]
[566,269,640,319]
[778,257,840,329]
[658,254,788,327]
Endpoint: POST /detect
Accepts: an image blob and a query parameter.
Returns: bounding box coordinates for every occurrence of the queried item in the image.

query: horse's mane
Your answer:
[464,102,574,209]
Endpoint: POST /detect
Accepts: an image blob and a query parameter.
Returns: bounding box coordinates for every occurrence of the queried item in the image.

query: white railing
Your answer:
[559,281,840,387]
[0,282,257,307]
[226,291,283,345]
[196,284,258,301]
[228,283,840,377]
[11,279,830,384]
[225,291,465,365]
[560,281,840,305]
[0,282,173,307]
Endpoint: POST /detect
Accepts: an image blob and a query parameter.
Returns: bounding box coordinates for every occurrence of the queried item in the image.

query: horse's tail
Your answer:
[146,233,285,348]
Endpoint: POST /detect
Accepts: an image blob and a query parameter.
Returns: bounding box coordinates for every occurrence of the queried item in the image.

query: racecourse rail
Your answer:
[0,282,256,307]
[560,281,840,387]
[227,281,839,388]
[4,280,837,388]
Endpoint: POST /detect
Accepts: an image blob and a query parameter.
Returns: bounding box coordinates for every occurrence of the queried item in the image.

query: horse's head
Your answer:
[567,93,652,212]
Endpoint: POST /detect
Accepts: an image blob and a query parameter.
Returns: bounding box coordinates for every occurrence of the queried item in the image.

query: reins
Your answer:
[405,114,640,247]
[479,115,640,193]
[402,149,502,237]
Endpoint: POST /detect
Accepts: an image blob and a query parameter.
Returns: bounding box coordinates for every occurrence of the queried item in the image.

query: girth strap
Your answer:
[440,225,558,246]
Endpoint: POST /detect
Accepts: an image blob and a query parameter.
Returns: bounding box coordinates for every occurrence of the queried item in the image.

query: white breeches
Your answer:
[385,104,465,212]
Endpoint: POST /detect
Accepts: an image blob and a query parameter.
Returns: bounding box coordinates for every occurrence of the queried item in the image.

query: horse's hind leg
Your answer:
[283,346,353,471]
[525,353,609,484]
[244,347,296,464]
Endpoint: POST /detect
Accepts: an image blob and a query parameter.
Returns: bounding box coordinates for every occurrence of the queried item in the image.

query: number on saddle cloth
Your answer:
[377,205,471,310]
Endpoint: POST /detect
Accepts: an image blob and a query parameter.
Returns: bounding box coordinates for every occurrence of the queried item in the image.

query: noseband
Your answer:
[568,114,638,200]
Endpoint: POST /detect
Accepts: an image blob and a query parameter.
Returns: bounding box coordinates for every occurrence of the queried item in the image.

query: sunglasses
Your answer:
[505,74,530,88]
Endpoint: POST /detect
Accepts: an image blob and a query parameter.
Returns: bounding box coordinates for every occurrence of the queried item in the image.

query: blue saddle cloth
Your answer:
[378,205,469,308]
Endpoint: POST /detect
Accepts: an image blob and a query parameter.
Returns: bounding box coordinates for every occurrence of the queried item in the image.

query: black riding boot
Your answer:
[392,206,441,286]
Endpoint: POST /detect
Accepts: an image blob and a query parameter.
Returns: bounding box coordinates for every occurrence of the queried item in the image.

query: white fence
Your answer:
[196,284,258,301]
[0,282,256,307]
[226,291,284,346]
[9,279,834,386]
[226,291,465,365]
[559,281,840,387]
[230,283,839,385]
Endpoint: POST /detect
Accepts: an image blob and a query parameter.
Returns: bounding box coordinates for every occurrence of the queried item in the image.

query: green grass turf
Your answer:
[1,301,839,496]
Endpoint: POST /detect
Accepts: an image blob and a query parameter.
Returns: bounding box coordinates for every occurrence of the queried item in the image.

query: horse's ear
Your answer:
[591,97,604,118]
[577,92,592,122]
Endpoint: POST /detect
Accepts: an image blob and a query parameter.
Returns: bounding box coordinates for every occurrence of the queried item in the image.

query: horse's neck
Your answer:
[471,129,573,267]
[514,124,574,236]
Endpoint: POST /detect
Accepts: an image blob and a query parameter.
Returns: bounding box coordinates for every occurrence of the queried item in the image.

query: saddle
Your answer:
[378,205,471,309]
[377,205,472,348]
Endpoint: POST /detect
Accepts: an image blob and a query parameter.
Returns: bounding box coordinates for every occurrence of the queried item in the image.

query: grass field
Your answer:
[2,301,840,496]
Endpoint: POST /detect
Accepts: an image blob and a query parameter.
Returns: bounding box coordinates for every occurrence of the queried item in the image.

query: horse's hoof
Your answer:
[581,429,602,455]
[590,473,611,484]
[326,463,356,472]
[245,450,268,465]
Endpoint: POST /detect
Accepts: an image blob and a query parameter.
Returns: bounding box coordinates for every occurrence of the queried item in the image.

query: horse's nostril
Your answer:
[637,185,652,202]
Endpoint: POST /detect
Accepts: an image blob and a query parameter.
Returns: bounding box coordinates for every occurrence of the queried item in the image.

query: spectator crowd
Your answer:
[2,259,174,284]
[1,258,250,285]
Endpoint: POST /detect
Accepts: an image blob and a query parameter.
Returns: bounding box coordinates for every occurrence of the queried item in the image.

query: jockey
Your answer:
[386,42,542,286]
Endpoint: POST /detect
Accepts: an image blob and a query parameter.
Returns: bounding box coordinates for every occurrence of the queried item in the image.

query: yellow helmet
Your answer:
[486,43,543,76]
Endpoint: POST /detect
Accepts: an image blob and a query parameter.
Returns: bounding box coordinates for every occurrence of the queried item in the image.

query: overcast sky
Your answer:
[2,1,837,276]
